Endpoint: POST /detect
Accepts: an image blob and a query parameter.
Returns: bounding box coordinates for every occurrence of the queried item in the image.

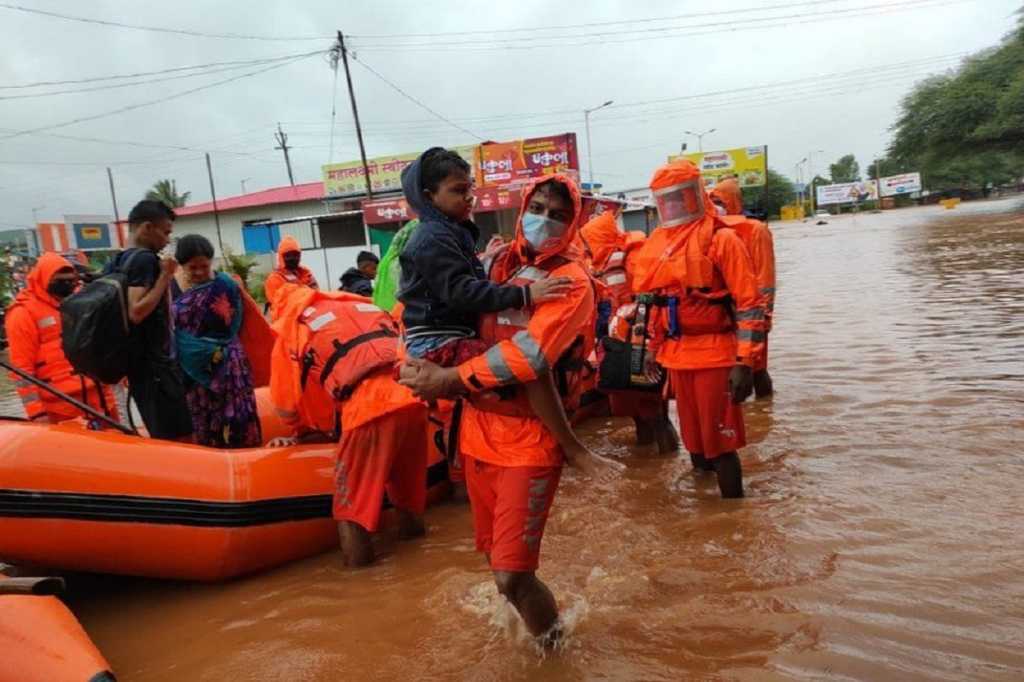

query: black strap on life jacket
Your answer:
[318,325,398,389]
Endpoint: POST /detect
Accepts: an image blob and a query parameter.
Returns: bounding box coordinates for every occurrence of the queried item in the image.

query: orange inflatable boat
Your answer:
[0,389,450,582]
[0,577,113,682]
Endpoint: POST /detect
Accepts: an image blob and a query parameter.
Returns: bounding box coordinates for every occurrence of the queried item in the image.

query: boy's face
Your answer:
[137,218,174,252]
[427,169,474,222]
[359,261,378,279]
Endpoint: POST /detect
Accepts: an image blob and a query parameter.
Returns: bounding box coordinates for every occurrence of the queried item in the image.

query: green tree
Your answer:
[829,154,861,183]
[886,12,1024,194]
[741,168,796,218]
[220,247,259,290]
[145,179,191,208]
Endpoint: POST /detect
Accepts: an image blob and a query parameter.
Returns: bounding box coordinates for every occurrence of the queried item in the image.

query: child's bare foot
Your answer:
[565,444,624,482]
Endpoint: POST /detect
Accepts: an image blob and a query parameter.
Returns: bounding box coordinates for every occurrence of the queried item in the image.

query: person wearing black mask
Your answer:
[3,253,119,423]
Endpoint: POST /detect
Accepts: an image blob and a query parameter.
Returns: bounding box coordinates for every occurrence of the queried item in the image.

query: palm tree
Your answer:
[145,179,191,208]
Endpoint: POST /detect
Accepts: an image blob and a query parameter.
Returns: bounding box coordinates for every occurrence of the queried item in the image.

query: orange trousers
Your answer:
[333,403,428,532]
[668,367,746,458]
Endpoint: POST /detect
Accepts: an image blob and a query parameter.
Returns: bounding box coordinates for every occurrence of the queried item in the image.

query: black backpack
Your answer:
[61,249,144,384]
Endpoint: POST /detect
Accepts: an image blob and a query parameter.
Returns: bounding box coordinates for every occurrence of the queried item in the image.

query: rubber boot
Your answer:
[689,452,715,472]
[753,370,774,399]
[634,416,656,446]
[655,416,681,455]
[712,452,744,498]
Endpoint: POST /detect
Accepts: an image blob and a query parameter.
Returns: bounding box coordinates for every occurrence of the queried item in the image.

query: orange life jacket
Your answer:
[298,299,399,402]
[476,254,589,417]
[631,217,734,336]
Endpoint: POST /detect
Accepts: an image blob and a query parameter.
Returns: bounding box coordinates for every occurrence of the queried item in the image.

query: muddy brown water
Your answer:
[3,200,1023,680]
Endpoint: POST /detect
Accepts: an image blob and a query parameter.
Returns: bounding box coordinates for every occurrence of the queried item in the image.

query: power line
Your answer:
[0,2,332,41]
[0,53,320,141]
[348,53,484,140]
[0,50,323,89]
[0,50,326,100]
[352,0,972,51]
[348,0,851,38]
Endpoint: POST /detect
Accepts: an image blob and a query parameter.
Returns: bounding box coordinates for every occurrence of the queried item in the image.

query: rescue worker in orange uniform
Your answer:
[710,177,776,398]
[580,208,680,452]
[269,284,427,567]
[4,253,119,423]
[263,235,318,320]
[400,175,620,644]
[631,161,767,498]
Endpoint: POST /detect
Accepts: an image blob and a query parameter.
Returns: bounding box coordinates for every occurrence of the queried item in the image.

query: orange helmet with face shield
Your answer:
[649,160,714,228]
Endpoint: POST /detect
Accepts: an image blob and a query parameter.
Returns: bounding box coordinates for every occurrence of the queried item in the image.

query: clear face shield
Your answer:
[653,179,706,228]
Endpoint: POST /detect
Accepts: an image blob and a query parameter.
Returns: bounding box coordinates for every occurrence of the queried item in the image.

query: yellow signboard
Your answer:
[668,145,767,188]
[323,145,480,198]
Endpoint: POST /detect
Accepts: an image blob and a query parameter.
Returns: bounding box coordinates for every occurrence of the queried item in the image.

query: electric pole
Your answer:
[205,153,225,257]
[106,167,120,225]
[274,123,295,187]
[335,30,373,199]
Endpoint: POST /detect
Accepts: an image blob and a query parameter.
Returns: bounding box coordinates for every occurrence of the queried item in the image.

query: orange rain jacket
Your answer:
[710,178,776,330]
[269,285,414,437]
[4,253,118,422]
[264,236,319,321]
[580,210,646,312]
[631,161,766,371]
[455,174,596,468]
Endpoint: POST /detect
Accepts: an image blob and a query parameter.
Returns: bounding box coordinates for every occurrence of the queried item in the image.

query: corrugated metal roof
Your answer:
[175,181,325,217]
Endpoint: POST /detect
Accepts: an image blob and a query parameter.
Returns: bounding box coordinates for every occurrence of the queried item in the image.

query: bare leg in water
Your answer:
[338,521,373,567]
[524,372,622,480]
[493,570,561,644]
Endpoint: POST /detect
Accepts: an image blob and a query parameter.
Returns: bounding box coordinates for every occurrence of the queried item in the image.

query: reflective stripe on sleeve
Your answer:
[735,308,765,321]
[737,329,767,343]
[484,345,515,384]
[511,330,548,375]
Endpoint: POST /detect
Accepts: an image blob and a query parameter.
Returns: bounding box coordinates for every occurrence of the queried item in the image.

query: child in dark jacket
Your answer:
[398,147,607,475]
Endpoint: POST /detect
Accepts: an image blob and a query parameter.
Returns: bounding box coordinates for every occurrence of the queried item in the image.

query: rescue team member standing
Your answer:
[269,284,427,567]
[631,161,766,498]
[580,209,679,453]
[710,177,777,398]
[112,200,193,441]
[264,235,319,320]
[400,175,611,644]
[4,253,118,423]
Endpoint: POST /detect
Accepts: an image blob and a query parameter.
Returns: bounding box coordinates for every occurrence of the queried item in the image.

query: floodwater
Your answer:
[5,199,1024,680]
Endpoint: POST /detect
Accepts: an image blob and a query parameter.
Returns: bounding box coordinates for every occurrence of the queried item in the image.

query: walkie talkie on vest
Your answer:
[630,295,650,385]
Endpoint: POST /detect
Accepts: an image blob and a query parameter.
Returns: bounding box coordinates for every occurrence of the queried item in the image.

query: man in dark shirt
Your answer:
[338,250,378,297]
[113,200,193,441]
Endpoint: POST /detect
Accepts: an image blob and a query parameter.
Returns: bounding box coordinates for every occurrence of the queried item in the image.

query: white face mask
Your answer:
[715,204,727,216]
[521,212,568,251]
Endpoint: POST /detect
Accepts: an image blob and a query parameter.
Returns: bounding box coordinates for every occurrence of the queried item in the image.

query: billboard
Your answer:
[63,215,117,251]
[324,145,479,198]
[479,133,579,188]
[816,180,879,205]
[36,222,70,253]
[879,172,922,197]
[363,186,525,226]
[669,146,767,188]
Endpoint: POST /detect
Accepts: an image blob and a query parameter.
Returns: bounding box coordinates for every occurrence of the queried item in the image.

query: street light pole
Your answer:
[584,99,614,189]
[807,149,825,213]
[684,127,716,152]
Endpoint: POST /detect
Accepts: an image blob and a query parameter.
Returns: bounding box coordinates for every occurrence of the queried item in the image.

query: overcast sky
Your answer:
[0,0,1017,228]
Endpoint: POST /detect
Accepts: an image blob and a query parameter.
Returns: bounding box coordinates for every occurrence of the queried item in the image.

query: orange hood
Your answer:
[632,160,719,292]
[276,235,302,270]
[579,211,622,270]
[502,174,584,278]
[17,253,73,308]
[710,177,744,216]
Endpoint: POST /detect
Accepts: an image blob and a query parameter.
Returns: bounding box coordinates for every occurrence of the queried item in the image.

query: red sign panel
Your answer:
[579,196,624,225]
[479,133,579,188]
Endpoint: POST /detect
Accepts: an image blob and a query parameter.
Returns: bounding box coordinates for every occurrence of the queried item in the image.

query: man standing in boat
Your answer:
[112,200,193,442]
[268,283,428,566]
